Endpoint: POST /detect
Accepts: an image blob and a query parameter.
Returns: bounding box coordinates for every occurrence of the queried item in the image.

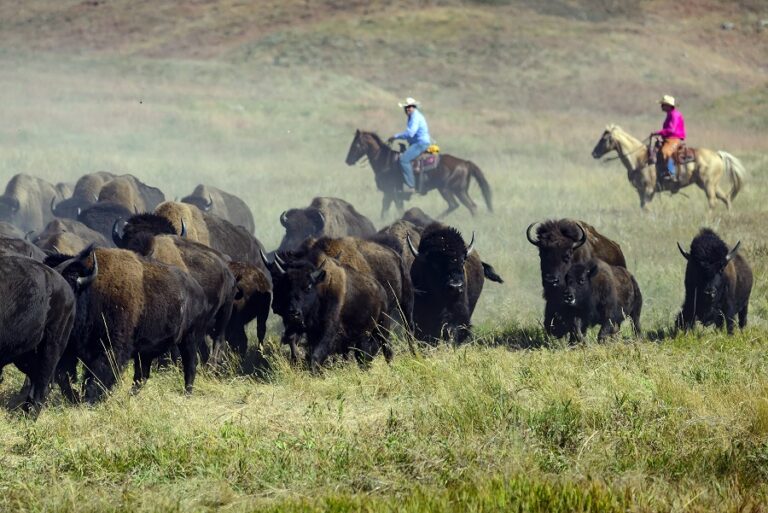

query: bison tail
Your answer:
[718,151,745,202]
[482,261,504,283]
[468,162,493,213]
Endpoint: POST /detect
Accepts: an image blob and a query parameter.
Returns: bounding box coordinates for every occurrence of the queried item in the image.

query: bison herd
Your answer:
[0,171,754,413]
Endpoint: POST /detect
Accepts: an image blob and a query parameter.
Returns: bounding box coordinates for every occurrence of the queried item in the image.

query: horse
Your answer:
[345,130,493,219]
[591,124,745,210]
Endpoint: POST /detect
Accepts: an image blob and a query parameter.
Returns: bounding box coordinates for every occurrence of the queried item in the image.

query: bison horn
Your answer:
[50,197,58,215]
[133,204,139,214]
[280,211,288,227]
[274,252,286,265]
[260,249,286,275]
[77,207,82,217]
[726,240,741,262]
[180,219,187,238]
[76,251,99,289]
[112,219,124,246]
[571,223,587,250]
[526,223,540,246]
[93,193,99,202]
[676,242,690,260]
[203,194,214,212]
[465,231,476,256]
[406,233,419,257]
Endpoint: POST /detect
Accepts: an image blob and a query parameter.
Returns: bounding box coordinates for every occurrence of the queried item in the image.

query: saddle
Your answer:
[649,140,697,167]
[395,144,441,175]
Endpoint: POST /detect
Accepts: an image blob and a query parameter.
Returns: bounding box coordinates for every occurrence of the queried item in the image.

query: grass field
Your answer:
[0,1,767,511]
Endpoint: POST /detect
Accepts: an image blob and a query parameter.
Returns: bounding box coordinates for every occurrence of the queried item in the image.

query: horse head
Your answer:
[345,129,369,165]
[591,125,618,159]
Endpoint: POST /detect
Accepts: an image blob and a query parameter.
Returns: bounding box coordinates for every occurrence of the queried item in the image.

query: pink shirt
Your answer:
[656,109,686,140]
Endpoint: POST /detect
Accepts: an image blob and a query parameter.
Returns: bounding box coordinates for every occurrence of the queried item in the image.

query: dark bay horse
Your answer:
[345,130,493,219]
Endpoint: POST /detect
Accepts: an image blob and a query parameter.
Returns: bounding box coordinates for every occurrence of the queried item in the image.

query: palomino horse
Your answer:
[591,124,745,210]
[345,129,493,219]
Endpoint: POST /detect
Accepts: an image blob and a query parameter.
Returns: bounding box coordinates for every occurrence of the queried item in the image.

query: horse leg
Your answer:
[437,189,460,219]
[704,184,719,210]
[380,194,393,219]
[455,189,478,216]
[714,186,731,210]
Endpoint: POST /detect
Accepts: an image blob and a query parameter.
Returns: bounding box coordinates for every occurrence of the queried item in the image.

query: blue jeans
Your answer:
[667,158,676,176]
[400,141,429,188]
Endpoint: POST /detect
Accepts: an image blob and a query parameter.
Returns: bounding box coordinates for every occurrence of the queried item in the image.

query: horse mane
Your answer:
[608,125,644,151]
[360,130,387,148]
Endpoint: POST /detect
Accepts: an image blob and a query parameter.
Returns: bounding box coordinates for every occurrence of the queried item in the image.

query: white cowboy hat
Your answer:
[659,94,676,107]
[398,97,420,108]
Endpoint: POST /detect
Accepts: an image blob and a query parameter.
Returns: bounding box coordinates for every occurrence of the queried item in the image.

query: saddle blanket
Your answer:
[413,153,440,174]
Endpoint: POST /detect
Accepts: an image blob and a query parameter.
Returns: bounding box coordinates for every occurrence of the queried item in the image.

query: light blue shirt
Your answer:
[394,108,431,146]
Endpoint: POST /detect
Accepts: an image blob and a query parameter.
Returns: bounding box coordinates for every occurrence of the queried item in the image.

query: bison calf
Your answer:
[676,229,752,334]
[561,260,642,342]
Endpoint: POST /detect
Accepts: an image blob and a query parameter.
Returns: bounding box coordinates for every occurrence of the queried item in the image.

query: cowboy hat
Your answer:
[659,94,676,107]
[398,97,420,108]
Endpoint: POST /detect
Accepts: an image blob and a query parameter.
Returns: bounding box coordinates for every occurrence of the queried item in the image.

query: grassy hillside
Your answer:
[0,1,767,511]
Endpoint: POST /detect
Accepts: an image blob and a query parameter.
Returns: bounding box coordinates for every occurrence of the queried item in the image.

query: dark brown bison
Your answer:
[401,207,436,228]
[526,219,626,336]
[181,184,255,234]
[46,246,208,402]
[50,171,116,219]
[227,261,272,354]
[97,174,165,212]
[407,223,503,344]
[277,197,376,253]
[0,174,69,233]
[113,214,238,361]
[676,229,753,334]
[266,255,390,370]
[0,255,76,412]
[288,235,414,337]
[560,260,642,342]
[77,201,134,242]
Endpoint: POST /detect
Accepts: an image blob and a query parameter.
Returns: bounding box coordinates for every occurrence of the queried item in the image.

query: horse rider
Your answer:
[388,97,431,194]
[652,94,686,181]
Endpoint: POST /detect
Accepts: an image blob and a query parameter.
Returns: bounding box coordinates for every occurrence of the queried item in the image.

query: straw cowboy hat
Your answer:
[659,95,676,107]
[398,97,421,108]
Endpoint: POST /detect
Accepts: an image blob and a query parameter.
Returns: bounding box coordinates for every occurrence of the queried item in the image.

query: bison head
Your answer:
[45,244,99,293]
[562,261,598,307]
[277,208,326,253]
[527,220,587,291]
[181,193,214,213]
[678,229,741,309]
[0,196,20,221]
[262,250,324,331]
[113,213,178,248]
[51,195,96,220]
[409,224,475,296]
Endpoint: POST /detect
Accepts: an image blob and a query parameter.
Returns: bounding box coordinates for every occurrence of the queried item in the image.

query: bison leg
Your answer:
[309,342,332,373]
[255,293,271,347]
[354,336,379,369]
[82,350,130,403]
[212,301,235,358]
[282,332,301,364]
[179,336,200,394]
[738,304,748,329]
[55,351,80,404]
[226,320,248,357]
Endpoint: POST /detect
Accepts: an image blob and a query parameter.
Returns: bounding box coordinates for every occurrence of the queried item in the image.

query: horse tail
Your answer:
[468,162,493,213]
[718,151,745,201]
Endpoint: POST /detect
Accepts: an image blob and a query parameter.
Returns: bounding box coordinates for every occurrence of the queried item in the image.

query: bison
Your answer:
[113,214,238,361]
[560,260,642,342]
[96,174,165,213]
[526,219,626,336]
[0,254,76,412]
[277,197,376,253]
[46,246,209,402]
[181,184,256,234]
[676,229,752,334]
[33,218,111,254]
[227,261,272,354]
[0,174,69,233]
[266,255,390,370]
[407,223,503,344]
[50,171,116,219]
[77,201,134,242]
